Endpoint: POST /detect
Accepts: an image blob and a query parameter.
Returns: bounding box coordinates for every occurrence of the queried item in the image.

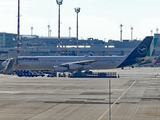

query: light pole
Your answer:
[75,7,81,56]
[56,0,63,56]
[151,30,153,36]
[156,28,159,34]
[31,27,33,37]
[17,0,20,56]
[69,27,71,39]
[50,30,52,37]
[47,25,50,37]
[131,27,133,41]
[120,24,123,41]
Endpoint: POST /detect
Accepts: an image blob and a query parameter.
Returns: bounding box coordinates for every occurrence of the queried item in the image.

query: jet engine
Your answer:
[54,64,83,72]
[69,64,83,70]
[54,66,68,72]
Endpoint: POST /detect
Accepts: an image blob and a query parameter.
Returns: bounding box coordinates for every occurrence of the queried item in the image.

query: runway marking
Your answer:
[98,80,136,120]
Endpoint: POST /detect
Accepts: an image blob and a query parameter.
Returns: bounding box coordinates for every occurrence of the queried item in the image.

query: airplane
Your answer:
[137,55,160,67]
[2,50,94,67]
[88,50,94,56]
[2,36,153,74]
[154,55,160,64]
[131,35,159,67]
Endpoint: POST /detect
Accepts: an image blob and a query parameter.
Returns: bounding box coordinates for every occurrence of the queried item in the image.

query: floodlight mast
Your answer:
[151,30,153,36]
[50,30,52,37]
[120,24,123,42]
[56,0,63,5]
[131,27,133,41]
[47,25,50,37]
[156,28,159,34]
[17,0,20,56]
[56,0,63,56]
[75,8,81,56]
[31,27,33,37]
[69,27,71,39]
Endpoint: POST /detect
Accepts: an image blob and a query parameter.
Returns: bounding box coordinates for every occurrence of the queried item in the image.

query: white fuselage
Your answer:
[12,56,126,70]
[2,36,153,73]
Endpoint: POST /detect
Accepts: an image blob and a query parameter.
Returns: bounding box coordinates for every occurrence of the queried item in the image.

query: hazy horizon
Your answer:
[0,0,160,41]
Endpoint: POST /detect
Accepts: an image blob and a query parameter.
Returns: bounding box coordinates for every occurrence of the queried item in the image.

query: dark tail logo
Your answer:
[118,36,153,68]
[137,44,147,55]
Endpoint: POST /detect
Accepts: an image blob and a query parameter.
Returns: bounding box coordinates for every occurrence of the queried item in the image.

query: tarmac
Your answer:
[0,67,160,120]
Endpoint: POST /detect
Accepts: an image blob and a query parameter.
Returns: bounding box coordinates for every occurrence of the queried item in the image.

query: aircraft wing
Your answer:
[60,57,100,67]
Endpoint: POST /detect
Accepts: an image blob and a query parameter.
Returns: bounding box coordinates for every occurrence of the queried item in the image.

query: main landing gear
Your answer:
[58,72,66,77]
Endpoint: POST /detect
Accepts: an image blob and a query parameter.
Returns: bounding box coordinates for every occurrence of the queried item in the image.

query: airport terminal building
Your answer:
[0,32,160,59]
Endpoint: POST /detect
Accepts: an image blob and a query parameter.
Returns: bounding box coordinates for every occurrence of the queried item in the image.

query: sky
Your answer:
[0,0,160,41]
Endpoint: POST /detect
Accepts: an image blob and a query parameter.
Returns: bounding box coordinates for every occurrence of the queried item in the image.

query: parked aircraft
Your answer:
[154,55,160,64]
[132,36,159,67]
[2,36,153,74]
[137,55,160,67]
[88,50,94,56]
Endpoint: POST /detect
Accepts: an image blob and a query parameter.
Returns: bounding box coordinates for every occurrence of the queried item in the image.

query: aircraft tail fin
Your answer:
[154,56,160,64]
[146,36,159,57]
[89,50,94,56]
[118,36,153,68]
